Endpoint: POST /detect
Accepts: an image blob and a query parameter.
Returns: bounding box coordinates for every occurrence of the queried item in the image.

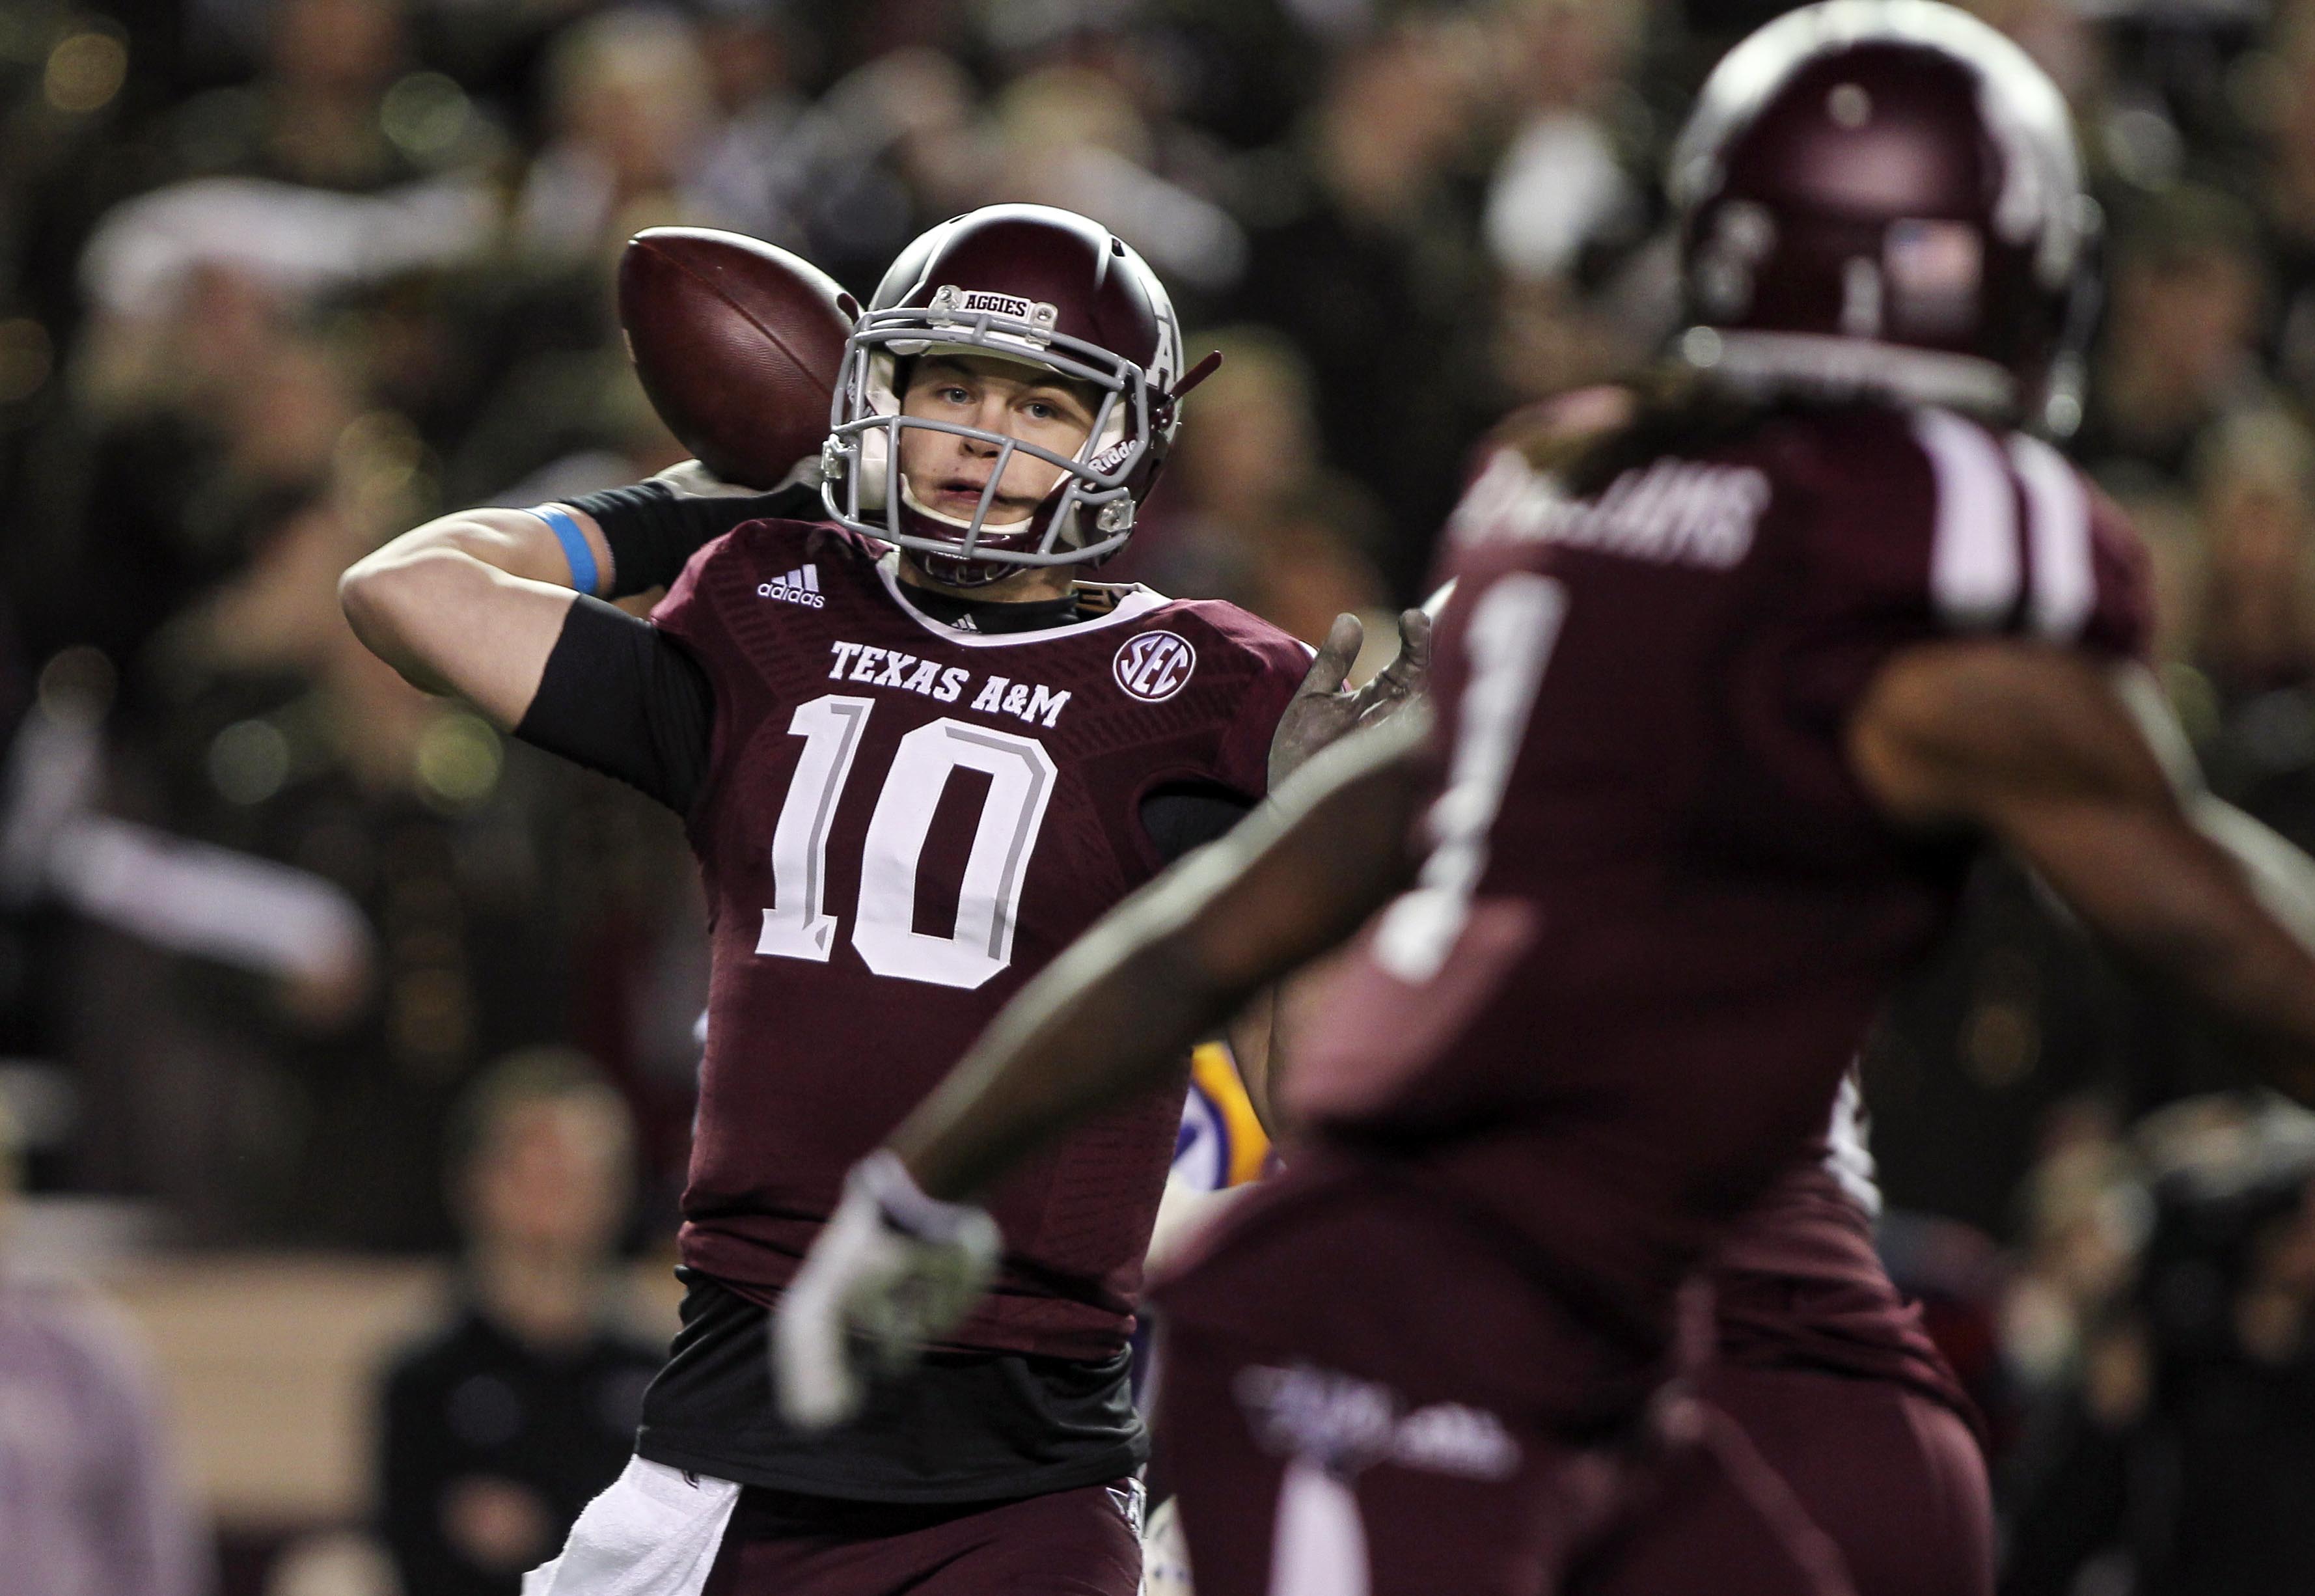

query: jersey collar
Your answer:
[873,551,1171,648]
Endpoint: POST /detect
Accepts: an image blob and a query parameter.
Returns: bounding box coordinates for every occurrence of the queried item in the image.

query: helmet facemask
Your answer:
[821,290,1164,586]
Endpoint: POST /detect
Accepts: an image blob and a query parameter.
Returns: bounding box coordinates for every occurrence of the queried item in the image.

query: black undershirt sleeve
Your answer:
[1140,783,1255,864]
[562,480,821,598]
[514,596,714,817]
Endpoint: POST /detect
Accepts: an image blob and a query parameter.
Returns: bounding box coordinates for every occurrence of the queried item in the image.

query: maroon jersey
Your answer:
[1285,402,2148,1376]
[653,520,1306,1360]
[1708,1080,1978,1431]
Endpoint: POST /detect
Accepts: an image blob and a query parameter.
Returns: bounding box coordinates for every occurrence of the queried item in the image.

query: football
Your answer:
[618,227,859,489]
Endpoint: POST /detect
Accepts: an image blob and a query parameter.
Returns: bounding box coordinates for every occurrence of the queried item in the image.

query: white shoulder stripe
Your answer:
[1913,408,2020,630]
[1824,1071,1882,1218]
[2008,433,2094,640]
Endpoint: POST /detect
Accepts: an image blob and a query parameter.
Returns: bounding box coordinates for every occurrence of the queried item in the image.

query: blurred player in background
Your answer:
[772,6,2315,1593]
[342,202,1425,1596]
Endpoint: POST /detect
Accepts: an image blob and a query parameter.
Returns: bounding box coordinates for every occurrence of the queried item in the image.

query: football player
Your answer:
[342,203,1426,1596]
[772,7,2315,1594]
[1496,391,1990,1596]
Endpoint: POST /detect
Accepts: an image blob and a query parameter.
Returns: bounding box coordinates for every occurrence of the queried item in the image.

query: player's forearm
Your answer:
[894,717,1428,1202]
[2180,798,2315,1099]
[893,907,1236,1203]
[1856,642,2315,1100]
[2071,667,2315,1095]
[2005,797,2315,1101]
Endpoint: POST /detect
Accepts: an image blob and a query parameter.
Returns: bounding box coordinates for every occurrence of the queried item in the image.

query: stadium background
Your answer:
[1,0,2312,1591]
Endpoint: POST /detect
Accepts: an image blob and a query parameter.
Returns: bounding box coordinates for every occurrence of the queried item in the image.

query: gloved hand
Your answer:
[771,1150,1002,1431]
[1268,605,1434,790]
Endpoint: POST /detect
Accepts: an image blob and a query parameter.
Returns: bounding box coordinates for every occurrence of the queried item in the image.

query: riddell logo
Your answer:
[1114,630,1195,702]
[758,566,825,608]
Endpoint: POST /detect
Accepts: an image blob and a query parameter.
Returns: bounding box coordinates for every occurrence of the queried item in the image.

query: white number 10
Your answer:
[756,695,1058,989]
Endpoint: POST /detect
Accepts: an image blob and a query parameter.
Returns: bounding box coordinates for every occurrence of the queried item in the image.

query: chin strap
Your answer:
[1171,350,1224,399]
[1154,350,1224,433]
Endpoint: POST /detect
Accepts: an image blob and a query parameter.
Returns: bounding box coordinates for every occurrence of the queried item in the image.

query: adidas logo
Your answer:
[756,566,825,609]
[950,613,978,632]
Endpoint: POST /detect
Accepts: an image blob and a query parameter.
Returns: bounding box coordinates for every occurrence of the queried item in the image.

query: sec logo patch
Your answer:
[1114,630,1196,702]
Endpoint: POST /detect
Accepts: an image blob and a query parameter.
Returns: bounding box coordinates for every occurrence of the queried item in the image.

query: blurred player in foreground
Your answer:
[344,203,1424,1595]
[774,6,2315,1592]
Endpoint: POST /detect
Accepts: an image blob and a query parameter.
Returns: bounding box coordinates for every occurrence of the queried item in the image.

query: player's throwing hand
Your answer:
[772,1151,1001,1431]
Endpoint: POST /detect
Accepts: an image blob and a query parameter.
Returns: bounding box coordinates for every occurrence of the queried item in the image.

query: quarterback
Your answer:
[342,204,1422,1595]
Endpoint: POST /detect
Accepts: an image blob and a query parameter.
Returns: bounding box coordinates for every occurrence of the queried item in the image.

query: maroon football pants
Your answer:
[698,1479,1143,1596]
[1699,1363,1991,1596]
[1157,1323,1854,1596]
[1145,1168,1854,1596]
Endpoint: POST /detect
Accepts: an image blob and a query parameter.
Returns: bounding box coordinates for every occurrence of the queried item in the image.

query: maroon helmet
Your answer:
[819,204,1188,586]
[1667,0,2094,430]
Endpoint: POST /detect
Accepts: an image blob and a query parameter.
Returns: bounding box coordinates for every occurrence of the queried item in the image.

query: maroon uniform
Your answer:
[653,517,1306,1360]
[1470,383,1996,1596]
[1151,403,2147,1595]
[1708,1085,1969,1422]
[1678,1085,1996,1596]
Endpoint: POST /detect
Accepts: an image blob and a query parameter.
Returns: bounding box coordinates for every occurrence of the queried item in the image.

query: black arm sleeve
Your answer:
[514,596,714,816]
[563,480,822,598]
[1140,783,1256,864]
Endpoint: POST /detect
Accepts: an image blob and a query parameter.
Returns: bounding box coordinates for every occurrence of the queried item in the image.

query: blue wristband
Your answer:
[533,506,601,596]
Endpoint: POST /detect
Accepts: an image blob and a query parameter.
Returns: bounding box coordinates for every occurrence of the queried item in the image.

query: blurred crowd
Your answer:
[8,0,2315,1591]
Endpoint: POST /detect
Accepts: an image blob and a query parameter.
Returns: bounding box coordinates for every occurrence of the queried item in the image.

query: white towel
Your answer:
[523,1457,741,1596]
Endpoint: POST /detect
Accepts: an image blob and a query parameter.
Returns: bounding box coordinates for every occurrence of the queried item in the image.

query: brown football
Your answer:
[618,227,858,489]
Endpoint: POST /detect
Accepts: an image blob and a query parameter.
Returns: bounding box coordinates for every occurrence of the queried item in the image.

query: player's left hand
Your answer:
[771,1150,1002,1431]
[1268,607,1433,789]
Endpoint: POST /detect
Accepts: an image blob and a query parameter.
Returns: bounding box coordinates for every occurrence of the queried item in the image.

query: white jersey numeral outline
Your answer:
[1373,573,1568,982]
[757,695,1056,989]
[756,696,873,961]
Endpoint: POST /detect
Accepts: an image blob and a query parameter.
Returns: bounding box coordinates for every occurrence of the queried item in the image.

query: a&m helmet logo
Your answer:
[1114,630,1196,703]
